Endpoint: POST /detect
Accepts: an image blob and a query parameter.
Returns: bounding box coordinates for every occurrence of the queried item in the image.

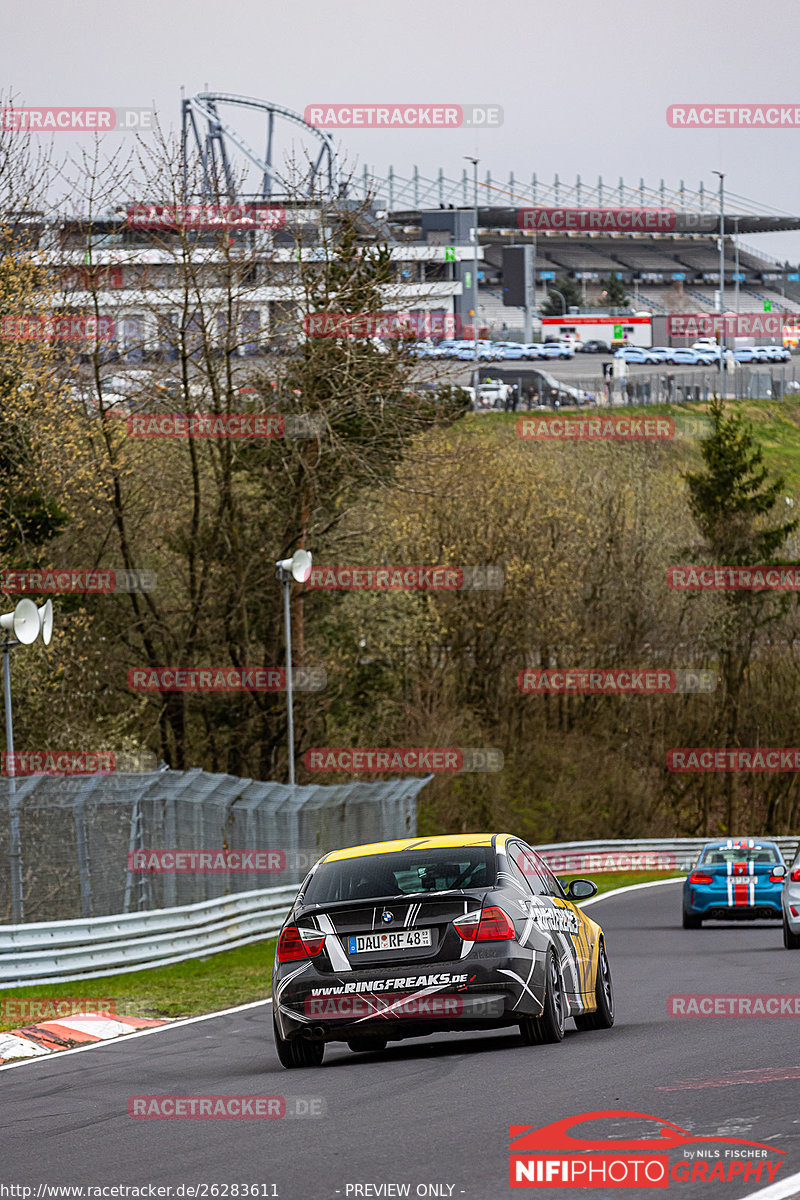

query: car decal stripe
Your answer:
[315,913,352,970]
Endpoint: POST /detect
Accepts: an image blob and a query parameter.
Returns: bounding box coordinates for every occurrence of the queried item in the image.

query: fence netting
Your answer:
[0,770,426,923]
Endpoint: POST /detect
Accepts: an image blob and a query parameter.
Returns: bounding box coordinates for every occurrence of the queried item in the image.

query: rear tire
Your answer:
[347,1038,388,1053]
[520,950,565,1045]
[783,916,800,949]
[273,1014,325,1068]
[574,940,615,1031]
[682,908,702,929]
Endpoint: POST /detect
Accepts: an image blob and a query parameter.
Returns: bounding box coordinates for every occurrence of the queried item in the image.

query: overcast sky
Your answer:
[6,0,800,258]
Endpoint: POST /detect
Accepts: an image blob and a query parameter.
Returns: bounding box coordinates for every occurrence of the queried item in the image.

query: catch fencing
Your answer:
[0,769,428,924]
[478,366,800,410]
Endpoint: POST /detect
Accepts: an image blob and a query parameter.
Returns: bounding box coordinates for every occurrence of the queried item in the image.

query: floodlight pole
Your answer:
[277,566,296,785]
[465,156,479,389]
[713,170,725,376]
[2,639,23,923]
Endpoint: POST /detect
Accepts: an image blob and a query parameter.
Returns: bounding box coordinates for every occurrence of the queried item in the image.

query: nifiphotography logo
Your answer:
[508,1110,784,1188]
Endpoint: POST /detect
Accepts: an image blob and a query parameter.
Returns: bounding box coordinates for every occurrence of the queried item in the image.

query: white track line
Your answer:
[581,876,683,907]
[738,1168,800,1200]
[0,998,272,1072]
[0,877,683,1073]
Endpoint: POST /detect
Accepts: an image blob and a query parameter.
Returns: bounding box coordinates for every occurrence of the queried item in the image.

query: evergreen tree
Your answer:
[684,397,798,832]
[596,274,628,308]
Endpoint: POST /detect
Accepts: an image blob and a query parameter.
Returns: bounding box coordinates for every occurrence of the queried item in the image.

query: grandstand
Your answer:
[367,166,800,334]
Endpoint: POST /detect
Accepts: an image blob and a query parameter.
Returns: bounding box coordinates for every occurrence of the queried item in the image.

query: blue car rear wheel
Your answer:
[682,907,702,929]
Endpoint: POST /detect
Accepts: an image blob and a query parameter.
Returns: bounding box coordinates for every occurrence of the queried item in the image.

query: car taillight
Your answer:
[689,871,714,885]
[454,906,515,942]
[792,868,800,883]
[277,925,326,963]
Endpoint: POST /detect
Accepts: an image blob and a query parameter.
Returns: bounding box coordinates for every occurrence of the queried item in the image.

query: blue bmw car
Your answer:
[682,839,787,928]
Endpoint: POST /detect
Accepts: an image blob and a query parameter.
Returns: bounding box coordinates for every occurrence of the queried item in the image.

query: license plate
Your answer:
[348,929,433,954]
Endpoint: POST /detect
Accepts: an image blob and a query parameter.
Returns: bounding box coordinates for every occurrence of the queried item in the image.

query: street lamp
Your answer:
[1,597,53,923]
[275,550,312,785]
[550,288,567,316]
[712,170,725,375]
[464,156,479,389]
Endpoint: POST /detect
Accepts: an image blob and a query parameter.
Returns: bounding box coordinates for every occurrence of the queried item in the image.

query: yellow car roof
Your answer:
[322,833,512,863]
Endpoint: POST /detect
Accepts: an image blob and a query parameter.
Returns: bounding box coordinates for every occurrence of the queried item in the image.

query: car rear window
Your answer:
[701,845,781,865]
[301,847,496,905]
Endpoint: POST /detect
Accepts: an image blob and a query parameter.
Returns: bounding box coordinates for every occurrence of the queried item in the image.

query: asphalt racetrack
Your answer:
[2,881,799,1200]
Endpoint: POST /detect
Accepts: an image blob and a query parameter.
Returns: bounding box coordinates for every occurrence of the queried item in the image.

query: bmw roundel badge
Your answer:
[381,910,393,924]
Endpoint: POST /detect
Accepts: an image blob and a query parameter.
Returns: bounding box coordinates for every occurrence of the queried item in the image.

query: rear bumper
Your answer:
[273,953,547,1043]
[783,896,800,932]
[684,883,783,920]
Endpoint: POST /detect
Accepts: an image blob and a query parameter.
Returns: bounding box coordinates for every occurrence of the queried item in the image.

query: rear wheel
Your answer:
[347,1038,388,1054]
[273,1014,325,1069]
[520,950,565,1045]
[682,908,703,929]
[574,940,614,1031]
[783,915,800,949]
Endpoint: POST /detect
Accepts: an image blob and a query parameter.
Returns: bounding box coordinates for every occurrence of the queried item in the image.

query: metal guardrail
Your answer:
[2,839,798,988]
[536,837,800,873]
[0,884,297,988]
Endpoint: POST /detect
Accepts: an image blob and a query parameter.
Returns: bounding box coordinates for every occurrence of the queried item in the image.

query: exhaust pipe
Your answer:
[302,1025,327,1041]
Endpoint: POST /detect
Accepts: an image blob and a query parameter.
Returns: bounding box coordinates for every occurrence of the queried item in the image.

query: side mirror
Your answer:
[564,878,598,901]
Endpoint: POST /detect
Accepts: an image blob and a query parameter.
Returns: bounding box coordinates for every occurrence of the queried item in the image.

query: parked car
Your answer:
[526,369,592,406]
[580,339,610,354]
[761,345,791,362]
[671,347,716,366]
[613,347,659,365]
[734,347,762,363]
[540,343,574,360]
[648,347,674,363]
[493,342,529,360]
[691,342,721,361]
[520,343,548,359]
